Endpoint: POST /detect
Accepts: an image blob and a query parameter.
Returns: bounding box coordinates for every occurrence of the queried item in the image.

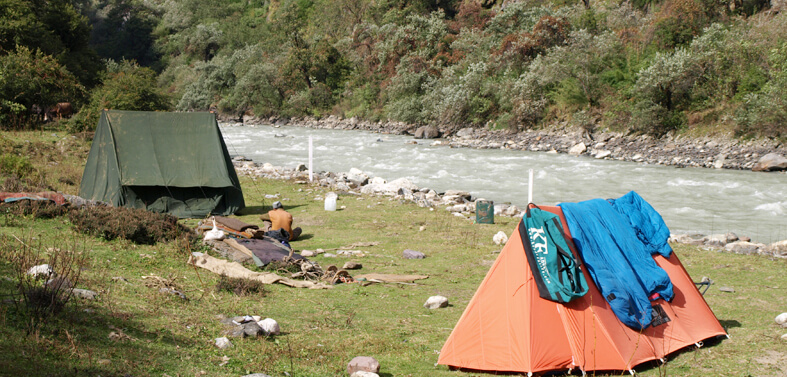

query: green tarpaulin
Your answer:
[79,110,245,218]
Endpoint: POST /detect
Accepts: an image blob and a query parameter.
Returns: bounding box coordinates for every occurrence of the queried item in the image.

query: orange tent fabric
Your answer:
[438,206,726,375]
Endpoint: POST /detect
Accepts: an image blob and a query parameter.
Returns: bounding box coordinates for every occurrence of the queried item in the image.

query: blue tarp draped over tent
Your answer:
[559,192,673,329]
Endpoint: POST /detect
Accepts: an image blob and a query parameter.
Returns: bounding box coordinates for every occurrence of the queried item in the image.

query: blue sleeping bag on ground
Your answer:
[559,197,673,330]
[608,191,673,258]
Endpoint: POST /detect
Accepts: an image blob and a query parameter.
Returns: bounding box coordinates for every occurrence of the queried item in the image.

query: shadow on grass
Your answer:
[0,296,208,375]
[237,204,306,215]
[632,333,729,375]
[719,319,741,329]
[294,233,314,241]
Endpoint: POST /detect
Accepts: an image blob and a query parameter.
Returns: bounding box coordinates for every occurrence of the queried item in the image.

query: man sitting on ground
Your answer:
[260,201,302,241]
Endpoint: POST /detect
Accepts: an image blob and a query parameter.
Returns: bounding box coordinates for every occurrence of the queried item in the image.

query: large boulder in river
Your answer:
[752,153,787,172]
[569,142,587,156]
[414,125,440,139]
[456,127,475,139]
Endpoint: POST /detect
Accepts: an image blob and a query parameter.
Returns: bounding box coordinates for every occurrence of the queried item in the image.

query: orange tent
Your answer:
[438,206,727,375]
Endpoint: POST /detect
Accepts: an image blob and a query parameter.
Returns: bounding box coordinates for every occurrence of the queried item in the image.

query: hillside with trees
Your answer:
[1,0,785,139]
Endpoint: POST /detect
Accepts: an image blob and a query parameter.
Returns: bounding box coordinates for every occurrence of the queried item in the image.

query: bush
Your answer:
[422,62,496,126]
[630,100,686,137]
[0,155,33,178]
[0,235,89,334]
[0,200,68,220]
[215,274,267,296]
[0,46,84,130]
[68,206,194,245]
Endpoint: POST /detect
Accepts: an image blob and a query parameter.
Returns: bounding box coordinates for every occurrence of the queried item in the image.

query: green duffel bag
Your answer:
[519,205,589,303]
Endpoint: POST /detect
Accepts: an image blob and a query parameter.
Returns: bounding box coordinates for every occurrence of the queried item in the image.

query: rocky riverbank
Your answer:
[232,159,787,260]
[229,114,787,172]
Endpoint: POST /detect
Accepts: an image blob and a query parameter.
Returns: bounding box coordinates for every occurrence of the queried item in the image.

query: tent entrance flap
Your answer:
[123,186,231,218]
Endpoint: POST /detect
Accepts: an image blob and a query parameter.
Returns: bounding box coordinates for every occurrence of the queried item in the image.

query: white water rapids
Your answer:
[220,123,787,244]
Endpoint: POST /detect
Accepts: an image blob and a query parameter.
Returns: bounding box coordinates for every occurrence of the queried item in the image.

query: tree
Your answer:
[0,46,84,129]
[89,0,161,69]
[0,0,103,88]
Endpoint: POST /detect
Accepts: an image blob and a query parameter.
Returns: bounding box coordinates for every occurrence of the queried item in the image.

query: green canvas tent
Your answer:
[79,110,245,218]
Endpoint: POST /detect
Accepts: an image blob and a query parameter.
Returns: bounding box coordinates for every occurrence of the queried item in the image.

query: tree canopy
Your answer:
[1,0,785,138]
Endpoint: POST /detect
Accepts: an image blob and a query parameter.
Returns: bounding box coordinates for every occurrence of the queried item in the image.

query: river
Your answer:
[220,123,786,244]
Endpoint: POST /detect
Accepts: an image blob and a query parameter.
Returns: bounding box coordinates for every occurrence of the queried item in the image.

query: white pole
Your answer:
[308,135,313,182]
[528,168,534,204]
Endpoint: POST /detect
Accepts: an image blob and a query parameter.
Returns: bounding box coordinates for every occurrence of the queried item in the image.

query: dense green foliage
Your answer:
[1,0,785,138]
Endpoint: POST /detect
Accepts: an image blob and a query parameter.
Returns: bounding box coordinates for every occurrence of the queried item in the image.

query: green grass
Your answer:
[1,130,786,376]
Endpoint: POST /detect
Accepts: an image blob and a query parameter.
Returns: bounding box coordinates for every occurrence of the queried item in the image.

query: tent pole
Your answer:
[528,168,534,204]
[308,135,313,182]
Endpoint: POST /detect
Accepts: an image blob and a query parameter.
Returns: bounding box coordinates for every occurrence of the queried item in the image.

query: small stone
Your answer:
[258,318,280,335]
[403,249,425,259]
[343,262,362,270]
[347,356,380,375]
[243,321,263,337]
[594,150,612,159]
[301,250,316,257]
[215,337,233,349]
[45,276,72,290]
[719,286,735,293]
[775,313,787,327]
[27,264,53,278]
[242,374,273,377]
[227,326,246,338]
[493,231,508,245]
[782,333,787,341]
[424,295,449,309]
[71,288,98,300]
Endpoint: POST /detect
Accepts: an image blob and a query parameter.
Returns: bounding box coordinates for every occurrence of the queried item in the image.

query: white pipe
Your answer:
[308,135,313,182]
[528,168,534,204]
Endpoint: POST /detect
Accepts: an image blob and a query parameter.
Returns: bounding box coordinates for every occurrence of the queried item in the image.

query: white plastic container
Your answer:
[324,192,337,211]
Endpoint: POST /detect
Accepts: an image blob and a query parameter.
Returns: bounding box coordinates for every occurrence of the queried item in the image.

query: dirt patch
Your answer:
[754,350,787,375]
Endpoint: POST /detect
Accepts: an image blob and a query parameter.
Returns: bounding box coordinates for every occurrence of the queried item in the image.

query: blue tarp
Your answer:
[559,194,673,329]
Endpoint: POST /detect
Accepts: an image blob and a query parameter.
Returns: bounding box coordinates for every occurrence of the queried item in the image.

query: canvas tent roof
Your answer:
[438,205,726,375]
[79,110,245,218]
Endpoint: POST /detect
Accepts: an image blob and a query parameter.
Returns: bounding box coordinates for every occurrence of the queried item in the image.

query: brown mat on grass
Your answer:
[188,253,330,289]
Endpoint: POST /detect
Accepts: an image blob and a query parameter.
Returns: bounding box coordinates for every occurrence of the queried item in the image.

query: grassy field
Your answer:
[1,130,786,377]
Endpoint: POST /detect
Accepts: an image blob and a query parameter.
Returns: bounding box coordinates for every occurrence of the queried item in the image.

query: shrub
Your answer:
[422,62,496,126]
[0,200,68,220]
[0,155,33,178]
[215,274,267,297]
[0,235,88,334]
[629,99,686,137]
[68,206,194,245]
[0,46,84,130]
